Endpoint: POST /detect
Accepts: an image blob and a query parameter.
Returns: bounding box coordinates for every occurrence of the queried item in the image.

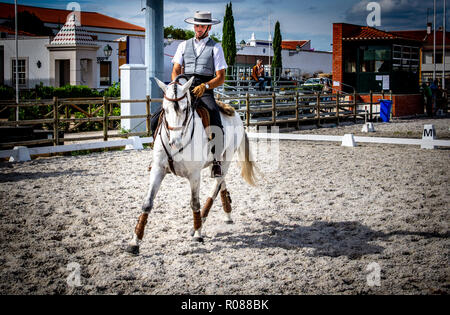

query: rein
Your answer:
[159,79,200,175]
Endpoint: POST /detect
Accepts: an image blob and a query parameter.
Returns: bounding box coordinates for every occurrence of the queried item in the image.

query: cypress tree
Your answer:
[272,21,282,79]
[222,2,236,67]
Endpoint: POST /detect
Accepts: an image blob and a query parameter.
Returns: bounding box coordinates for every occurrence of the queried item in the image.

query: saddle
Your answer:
[149,101,235,172]
[155,100,235,137]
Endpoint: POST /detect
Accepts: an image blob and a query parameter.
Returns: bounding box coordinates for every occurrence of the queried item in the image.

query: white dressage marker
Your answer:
[341,134,357,147]
[9,146,31,162]
[421,124,436,150]
[125,136,144,150]
[361,122,375,133]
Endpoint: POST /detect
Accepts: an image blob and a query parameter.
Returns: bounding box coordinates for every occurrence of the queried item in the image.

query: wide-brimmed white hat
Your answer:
[185,11,220,25]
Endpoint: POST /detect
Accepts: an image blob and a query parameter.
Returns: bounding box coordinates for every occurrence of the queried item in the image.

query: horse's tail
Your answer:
[238,132,257,186]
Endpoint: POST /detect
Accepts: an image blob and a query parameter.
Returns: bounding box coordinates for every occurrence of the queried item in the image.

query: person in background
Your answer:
[322,79,331,94]
[422,82,433,117]
[251,59,265,91]
[430,79,440,116]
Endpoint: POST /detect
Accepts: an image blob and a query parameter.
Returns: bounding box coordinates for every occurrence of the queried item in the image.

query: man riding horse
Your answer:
[151,11,227,177]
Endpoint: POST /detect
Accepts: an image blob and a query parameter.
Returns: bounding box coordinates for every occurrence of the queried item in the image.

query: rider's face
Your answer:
[194,24,210,39]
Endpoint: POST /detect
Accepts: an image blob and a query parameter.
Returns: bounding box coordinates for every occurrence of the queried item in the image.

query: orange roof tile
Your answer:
[0,25,36,36]
[343,26,399,40]
[391,30,450,46]
[0,2,145,32]
[281,40,309,50]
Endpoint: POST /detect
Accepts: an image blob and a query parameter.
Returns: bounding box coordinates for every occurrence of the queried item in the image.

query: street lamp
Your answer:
[97,44,113,63]
[237,40,246,51]
[164,34,173,47]
[103,44,113,57]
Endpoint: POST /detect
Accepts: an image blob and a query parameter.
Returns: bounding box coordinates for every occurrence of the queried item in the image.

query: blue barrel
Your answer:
[380,99,392,122]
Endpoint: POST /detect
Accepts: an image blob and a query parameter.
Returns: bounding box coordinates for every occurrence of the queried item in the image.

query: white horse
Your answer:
[126,76,257,255]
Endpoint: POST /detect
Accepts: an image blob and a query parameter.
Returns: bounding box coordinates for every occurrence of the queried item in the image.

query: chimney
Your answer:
[427,22,432,34]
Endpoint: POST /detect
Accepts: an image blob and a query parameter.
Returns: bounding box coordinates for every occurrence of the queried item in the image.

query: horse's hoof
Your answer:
[190,229,195,237]
[193,237,204,243]
[224,219,234,225]
[125,245,139,255]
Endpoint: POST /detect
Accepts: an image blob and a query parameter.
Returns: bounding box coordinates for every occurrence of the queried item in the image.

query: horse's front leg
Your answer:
[189,171,203,242]
[126,166,166,255]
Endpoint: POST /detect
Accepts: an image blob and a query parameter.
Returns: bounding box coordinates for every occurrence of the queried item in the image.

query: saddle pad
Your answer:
[216,100,235,116]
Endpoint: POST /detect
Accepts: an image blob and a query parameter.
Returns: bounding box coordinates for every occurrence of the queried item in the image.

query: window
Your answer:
[100,61,111,86]
[359,47,391,73]
[12,59,26,86]
[392,45,420,71]
[434,53,443,64]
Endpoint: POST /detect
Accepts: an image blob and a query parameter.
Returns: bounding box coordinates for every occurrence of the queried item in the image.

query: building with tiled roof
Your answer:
[0,2,145,89]
[333,22,450,117]
[234,33,331,79]
[281,40,311,51]
[0,2,145,36]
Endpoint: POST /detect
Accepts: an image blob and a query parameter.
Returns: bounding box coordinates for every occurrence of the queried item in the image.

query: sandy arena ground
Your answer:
[0,118,449,295]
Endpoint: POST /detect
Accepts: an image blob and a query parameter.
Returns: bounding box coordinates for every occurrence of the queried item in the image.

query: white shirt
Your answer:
[172,36,228,72]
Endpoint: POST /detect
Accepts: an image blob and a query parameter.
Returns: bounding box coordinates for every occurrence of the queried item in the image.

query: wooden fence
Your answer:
[0,91,388,149]
[218,91,387,128]
[0,96,162,149]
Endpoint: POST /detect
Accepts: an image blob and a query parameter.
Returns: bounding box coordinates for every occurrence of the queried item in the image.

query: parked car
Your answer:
[300,77,332,92]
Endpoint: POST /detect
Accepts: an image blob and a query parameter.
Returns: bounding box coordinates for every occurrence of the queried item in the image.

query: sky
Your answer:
[3,0,448,52]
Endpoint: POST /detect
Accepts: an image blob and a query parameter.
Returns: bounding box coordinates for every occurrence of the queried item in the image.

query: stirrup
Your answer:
[211,161,223,178]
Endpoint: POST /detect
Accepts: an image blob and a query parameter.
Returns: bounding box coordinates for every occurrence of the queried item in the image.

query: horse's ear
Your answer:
[181,76,195,94]
[154,78,167,94]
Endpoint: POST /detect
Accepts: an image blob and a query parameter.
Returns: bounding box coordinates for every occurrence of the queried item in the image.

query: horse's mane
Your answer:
[169,75,191,112]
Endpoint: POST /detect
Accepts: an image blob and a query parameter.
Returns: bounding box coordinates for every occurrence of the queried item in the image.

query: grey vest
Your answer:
[183,38,216,77]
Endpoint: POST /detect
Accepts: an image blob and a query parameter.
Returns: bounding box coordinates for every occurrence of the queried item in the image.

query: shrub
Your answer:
[0,85,15,100]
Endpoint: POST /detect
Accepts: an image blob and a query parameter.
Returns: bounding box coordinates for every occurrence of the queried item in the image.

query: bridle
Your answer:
[158,77,199,175]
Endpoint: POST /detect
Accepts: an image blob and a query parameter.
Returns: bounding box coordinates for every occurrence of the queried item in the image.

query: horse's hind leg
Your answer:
[200,178,224,224]
[126,167,166,255]
[219,181,233,224]
[200,161,233,225]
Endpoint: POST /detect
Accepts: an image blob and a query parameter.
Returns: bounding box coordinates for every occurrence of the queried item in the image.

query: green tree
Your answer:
[222,2,236,67]
[164,25,194,40]
[272,21,282,80]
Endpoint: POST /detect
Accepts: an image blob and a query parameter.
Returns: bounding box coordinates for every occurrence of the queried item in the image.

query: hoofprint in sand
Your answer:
[0,118,448,294]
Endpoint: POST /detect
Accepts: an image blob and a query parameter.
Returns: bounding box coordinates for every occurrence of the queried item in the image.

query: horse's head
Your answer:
[155,76,195,149]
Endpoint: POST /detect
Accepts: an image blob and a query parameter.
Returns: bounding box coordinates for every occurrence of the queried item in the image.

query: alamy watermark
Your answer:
[66,262,82,288]
[66,2,81,25]
[366,2,381,27]
[366,262,381,287]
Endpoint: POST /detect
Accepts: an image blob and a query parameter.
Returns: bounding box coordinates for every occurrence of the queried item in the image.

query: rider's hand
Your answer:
[193,83,206,98]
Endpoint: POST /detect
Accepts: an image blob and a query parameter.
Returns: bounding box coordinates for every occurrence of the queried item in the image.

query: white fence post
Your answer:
[120,64,147,133]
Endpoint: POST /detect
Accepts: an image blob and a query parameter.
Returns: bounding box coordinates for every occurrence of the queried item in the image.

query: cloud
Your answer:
[345,0,444,30]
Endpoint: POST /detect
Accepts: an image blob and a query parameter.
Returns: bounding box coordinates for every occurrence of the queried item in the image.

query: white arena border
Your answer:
[0,136,154,162]
[247,124,450,150]
[248,132,450,146]
[1,125,449,162]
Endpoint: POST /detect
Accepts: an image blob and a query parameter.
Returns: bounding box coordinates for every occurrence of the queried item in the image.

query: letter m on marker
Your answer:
[424,128,434,137]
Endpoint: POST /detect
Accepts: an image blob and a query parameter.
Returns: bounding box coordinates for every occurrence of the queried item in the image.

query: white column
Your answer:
[120,64,147,133]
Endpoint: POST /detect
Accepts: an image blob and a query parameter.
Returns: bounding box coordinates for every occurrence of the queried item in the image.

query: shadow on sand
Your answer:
[0,169,87,183]
[206,219,449,259]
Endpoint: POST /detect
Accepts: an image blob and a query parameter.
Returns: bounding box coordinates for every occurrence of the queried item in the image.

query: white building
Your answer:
[0,2,145,90]
[236,33,332,79]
